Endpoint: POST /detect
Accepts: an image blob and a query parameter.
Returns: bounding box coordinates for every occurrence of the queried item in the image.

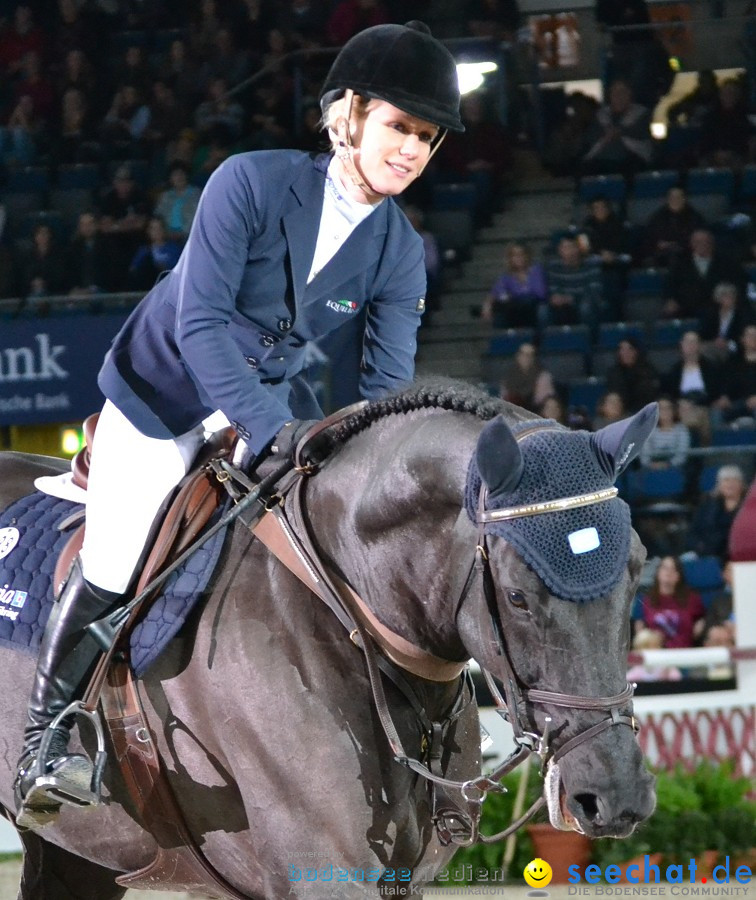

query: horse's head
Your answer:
[455,404,658,839]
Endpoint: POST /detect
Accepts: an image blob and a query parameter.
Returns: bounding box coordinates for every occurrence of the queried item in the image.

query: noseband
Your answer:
[467,476,636,766]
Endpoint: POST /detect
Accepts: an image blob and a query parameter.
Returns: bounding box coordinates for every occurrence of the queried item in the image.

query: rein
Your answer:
[449,424,638,840]
[83,408,639,889]
[233,419,638,847]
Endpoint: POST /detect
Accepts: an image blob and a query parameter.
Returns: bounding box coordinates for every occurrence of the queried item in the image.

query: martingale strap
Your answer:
[245,477,527,842]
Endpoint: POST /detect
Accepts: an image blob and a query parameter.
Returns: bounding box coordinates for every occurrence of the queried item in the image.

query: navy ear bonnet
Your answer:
[465,411,656,602]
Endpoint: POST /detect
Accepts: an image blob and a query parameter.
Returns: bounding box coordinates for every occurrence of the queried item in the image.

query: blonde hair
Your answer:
[633,628,664,650]
[321,93,371,151]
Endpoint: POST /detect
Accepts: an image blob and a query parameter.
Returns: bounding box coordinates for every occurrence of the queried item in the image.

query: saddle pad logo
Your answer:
[0,585,27,620]
[0,527,20,560]
[326,299,358,314]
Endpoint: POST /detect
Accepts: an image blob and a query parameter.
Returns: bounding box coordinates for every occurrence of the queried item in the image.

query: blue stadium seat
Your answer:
[736,164,756,207]
[431,182,477,211]
[648,318,701,346]
[682,556,723,592]
[632,170,680,198]
[151,28,188,51]
[626,268,665,295]
[685,168,735,221]
[7,166,50,193]
[49,187,95,229]
[568,377,606,416]
[627,467,688,514]
[697,463,720,493]
[487,328,535,356]
[540,324,591,353]
[3,191,45,236]
[711,426,756,447]
[577,174,626,203]
[109,29,151,51]
[19,210,66,243]
[596,321,645,349]
[686,167,736,196]
[56,163,101,190]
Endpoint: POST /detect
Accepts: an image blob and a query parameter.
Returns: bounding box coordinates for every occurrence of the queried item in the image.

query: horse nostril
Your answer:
[573,792,601,823]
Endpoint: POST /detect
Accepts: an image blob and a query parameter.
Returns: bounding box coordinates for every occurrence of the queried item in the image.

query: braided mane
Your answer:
[327,378,508,446]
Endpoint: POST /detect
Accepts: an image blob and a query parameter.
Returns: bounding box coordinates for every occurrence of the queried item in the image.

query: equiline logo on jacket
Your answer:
[326,299,358,313]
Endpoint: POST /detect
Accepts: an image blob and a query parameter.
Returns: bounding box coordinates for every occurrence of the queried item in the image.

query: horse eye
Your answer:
[507,590,528,610]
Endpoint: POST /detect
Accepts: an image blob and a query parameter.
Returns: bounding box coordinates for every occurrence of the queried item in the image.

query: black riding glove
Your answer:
[243,419,327,476]
[271,419,317,457]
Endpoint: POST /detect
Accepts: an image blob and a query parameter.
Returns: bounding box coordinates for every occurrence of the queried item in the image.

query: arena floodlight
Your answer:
[456,61,498,95]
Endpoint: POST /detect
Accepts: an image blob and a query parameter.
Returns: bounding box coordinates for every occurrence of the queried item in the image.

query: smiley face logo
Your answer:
[524,857,553,888]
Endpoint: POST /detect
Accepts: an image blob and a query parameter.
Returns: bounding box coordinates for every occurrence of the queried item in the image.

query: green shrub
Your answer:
[434,764,544,884]
[593,761,756,868]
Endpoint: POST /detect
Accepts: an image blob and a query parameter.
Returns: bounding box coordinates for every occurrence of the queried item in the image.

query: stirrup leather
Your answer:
[19,701,108,812]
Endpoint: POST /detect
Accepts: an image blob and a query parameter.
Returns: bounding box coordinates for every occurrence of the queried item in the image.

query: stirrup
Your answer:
[17,702,108,826]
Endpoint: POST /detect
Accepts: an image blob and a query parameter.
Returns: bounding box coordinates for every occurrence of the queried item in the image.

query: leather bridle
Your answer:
[438,425,639,843]
[209,414,641,848]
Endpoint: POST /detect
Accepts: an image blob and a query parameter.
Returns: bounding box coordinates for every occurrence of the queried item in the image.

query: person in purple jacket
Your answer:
[15,20,463,828]
[481,242,547,328]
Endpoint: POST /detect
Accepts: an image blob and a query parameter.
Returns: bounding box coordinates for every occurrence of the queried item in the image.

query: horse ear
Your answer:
[476,416,524,499]
[590,402,659,479]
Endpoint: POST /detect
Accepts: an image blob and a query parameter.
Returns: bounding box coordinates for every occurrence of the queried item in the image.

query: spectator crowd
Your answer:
[0,0,523,299]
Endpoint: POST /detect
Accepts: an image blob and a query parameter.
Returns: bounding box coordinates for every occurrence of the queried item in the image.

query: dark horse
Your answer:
[0,382,656,898]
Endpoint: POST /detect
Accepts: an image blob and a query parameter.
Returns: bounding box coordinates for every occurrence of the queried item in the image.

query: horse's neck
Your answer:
[306,413,478,662]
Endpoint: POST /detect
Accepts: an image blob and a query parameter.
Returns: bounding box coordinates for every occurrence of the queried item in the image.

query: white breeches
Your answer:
[79,401,206,594]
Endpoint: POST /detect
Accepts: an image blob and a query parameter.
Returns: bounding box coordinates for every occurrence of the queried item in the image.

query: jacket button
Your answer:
[245,356,259,369]
[260,334,275,348]
[278,317,292,332]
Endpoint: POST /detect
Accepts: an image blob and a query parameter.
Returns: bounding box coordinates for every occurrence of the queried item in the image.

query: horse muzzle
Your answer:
[547,757,656,839]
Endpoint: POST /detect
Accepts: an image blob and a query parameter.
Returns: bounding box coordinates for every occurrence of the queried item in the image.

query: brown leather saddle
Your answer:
[54,413,236,601]
[46,414,250,899]
[39,407,469,899]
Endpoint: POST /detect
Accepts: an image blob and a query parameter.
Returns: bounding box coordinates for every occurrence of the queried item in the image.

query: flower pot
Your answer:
[526,823,593,884]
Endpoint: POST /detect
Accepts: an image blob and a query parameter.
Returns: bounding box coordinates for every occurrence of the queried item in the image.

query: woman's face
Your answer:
[718,474,744,502]
[681,332,700,361]
[656,557,680,591]
[658,398,675,425]
[344,100,437,203]
[509,246,528,270]
[617,341,638,367]
[516,343,536,369]
[602,393,624,420]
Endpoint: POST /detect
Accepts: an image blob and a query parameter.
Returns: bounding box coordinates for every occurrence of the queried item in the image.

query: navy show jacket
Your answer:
[98,150,426,453]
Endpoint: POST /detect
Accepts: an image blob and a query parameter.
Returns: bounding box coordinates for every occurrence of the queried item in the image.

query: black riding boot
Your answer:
[14,556,121,828]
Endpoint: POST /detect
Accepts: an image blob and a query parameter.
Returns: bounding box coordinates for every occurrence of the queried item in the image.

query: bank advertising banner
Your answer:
[0,313,129,426]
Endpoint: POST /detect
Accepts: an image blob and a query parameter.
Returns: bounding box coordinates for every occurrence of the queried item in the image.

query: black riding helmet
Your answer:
[320,20,464,133]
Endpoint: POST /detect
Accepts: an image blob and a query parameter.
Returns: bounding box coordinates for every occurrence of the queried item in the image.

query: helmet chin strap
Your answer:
[334,89,380,198]
[333,88,447,200]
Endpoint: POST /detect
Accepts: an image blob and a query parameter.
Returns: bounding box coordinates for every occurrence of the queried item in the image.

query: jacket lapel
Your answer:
[307,199,389,298]
[282,154,328,313]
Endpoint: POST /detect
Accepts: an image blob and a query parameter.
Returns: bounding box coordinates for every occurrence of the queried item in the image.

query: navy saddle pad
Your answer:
[0,491,227,677]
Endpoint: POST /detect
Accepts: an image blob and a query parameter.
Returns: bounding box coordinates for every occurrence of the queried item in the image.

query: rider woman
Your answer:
[15,20,463,826]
